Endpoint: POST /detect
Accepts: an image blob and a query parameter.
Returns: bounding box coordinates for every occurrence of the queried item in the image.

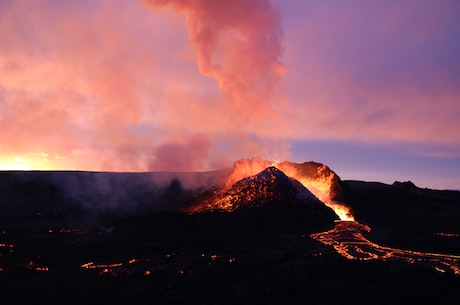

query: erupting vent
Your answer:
[222,158,354,220]
[186,165,339,225]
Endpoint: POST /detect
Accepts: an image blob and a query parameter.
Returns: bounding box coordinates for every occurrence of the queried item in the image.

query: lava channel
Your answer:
[311,221,460,275]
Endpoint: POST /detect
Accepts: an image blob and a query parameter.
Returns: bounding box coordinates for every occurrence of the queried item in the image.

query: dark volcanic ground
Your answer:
[1,170,460,304]
[343,180,460,254]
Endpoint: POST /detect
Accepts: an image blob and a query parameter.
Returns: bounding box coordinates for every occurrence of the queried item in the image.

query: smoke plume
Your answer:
[144,0,288,170]
[144,0,286,123]
[149,134,211,171]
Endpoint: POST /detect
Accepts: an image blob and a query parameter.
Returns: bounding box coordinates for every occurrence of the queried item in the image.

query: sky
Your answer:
[0,0,459,190]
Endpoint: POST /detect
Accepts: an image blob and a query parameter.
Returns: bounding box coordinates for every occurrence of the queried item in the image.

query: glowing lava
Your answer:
[225,158,354,220]
[311,221,460,275]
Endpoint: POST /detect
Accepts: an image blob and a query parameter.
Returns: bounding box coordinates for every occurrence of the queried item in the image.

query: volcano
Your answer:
[1,162,460,305]
[224,157,354,220]
[186,166,339,227]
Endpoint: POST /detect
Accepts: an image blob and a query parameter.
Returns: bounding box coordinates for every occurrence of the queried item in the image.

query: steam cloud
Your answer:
[149,134,211,171]
[144,0,286,123]
[144,0,288,170]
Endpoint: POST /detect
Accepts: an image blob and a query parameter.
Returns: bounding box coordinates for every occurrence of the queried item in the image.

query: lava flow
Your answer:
[311,221,460,275]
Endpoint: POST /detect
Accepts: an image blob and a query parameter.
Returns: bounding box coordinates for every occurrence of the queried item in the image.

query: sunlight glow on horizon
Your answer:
[0,154,64,171]
[0,157,33,171]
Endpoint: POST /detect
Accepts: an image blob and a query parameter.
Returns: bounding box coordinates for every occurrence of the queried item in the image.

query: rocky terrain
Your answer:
[1,161,460,304]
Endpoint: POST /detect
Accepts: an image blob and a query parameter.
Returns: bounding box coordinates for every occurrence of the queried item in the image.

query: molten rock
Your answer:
[187,167,339,226]
[225,158,353,220]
